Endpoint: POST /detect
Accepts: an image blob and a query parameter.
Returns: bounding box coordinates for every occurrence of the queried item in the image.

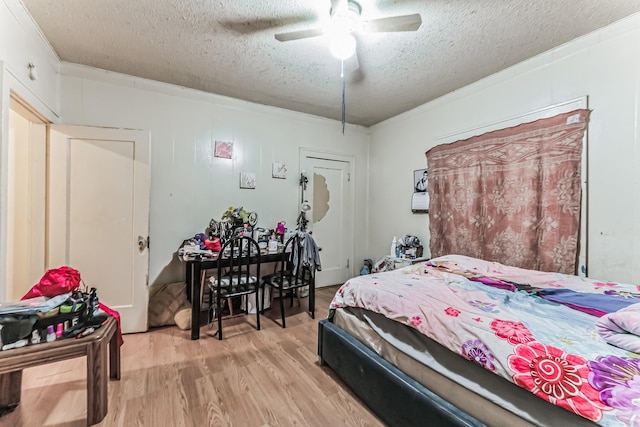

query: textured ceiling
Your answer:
[20,0,640,127]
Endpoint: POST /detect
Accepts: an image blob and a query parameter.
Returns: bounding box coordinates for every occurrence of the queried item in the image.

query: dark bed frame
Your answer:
[318,319,485,427]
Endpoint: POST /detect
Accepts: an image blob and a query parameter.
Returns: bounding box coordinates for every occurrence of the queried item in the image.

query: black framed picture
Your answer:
[414,168,428,193]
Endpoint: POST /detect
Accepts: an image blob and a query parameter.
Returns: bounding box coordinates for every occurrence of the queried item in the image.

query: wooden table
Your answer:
[0,316,120,426]
[185,250,284,340]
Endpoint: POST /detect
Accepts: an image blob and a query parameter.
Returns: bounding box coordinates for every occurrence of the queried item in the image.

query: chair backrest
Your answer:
[216,234,261,293]
[277,233,313,287]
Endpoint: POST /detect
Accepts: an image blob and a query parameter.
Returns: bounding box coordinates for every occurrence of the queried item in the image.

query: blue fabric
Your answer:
[538,288,639,315]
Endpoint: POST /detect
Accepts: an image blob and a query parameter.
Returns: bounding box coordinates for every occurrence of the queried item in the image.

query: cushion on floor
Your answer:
[148,281,190,327]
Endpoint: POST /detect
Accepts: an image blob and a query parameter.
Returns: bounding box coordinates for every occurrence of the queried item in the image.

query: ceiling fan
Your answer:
[274,0,422,72]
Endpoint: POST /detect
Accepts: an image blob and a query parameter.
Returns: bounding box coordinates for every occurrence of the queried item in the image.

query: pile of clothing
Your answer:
[291,231,322,274]
[0,267,122,350]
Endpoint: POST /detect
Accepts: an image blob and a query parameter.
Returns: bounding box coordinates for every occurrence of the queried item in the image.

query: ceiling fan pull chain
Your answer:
[341,59,346,135]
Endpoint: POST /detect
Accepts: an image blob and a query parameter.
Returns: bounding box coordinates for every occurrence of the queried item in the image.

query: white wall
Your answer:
[58,64,370,286]
[369,13,640,283]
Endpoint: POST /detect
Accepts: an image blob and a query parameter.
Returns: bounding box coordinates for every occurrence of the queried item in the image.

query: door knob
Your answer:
[138,236,148,252]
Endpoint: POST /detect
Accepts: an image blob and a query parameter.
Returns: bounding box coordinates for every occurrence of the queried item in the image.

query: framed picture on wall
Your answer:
[272,161,287,179]
[240,171,256,189]
[414,169,428,193]
[214,140,233,159]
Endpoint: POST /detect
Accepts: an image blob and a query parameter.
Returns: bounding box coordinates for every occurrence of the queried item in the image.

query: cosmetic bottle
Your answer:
[46,325,56,342]
[90,287,99,317]
[31,330,41,345]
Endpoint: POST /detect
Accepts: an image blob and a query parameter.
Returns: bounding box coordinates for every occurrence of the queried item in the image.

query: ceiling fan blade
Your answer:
[219,15,315,35]
[362,13,422,32]
[275,28,325,42]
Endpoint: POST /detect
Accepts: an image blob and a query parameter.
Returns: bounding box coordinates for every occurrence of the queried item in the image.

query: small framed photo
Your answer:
[272,161,287,179]
[414,169,428,193]
[214,140,233,159]
[240,171,256,189]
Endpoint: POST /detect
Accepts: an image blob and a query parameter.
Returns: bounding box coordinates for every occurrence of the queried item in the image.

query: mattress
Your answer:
[333,307,597,427]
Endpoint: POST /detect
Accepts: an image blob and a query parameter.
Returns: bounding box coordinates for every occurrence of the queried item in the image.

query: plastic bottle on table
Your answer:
[90,287,100,317]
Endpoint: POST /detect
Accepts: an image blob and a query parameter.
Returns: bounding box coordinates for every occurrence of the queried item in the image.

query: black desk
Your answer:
[184,251,283,340]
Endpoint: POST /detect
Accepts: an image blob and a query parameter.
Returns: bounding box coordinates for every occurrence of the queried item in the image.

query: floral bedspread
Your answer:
[329,254,640,426]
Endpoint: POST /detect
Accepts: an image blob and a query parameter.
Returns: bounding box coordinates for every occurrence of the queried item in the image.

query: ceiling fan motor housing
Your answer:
[331,0,362,31]
[331,0,362,17]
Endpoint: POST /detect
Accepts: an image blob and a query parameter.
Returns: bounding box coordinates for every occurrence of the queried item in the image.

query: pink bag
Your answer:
[21,266,81,300]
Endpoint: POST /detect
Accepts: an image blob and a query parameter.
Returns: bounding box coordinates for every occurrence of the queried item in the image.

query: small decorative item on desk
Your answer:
[276,221,286,242]
[221,206,250,228]
[398,235,423,259]
[268,237,278,252]
[178,233,215,258]
[204,237,221,252]
[218,206,258,242]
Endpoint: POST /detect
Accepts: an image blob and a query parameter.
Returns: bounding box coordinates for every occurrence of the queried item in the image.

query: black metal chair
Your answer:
[261,233,315,328]
[207,235,261,340]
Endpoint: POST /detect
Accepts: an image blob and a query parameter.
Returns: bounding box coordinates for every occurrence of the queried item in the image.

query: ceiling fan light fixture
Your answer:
[329,32,356,59]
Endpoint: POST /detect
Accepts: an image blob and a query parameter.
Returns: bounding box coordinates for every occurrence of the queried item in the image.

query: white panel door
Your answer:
[301,154,354,287]
[48,125,150,333]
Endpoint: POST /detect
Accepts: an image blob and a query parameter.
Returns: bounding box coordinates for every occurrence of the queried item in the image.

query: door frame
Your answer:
[299,148,356,282]
[4,93,50,301]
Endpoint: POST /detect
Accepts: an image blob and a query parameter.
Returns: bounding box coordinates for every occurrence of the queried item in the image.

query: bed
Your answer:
[317,254,640,427]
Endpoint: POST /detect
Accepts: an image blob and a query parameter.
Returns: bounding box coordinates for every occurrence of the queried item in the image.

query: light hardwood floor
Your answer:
[0,285,384,427]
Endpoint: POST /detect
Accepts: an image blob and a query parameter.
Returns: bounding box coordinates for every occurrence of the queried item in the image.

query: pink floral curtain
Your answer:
[427,109,590,274]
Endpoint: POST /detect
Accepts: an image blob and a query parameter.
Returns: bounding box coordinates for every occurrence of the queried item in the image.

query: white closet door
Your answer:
[48,125,150,333]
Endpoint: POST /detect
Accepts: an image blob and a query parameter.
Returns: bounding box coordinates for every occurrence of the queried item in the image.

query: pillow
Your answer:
[148,282,190,328]
[174,308,191,330]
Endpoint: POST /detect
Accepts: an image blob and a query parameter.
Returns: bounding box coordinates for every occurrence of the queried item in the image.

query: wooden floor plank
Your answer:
[0,285,383,426]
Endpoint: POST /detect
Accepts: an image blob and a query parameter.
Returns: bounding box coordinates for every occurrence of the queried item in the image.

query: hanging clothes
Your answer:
[292,231,321,275]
